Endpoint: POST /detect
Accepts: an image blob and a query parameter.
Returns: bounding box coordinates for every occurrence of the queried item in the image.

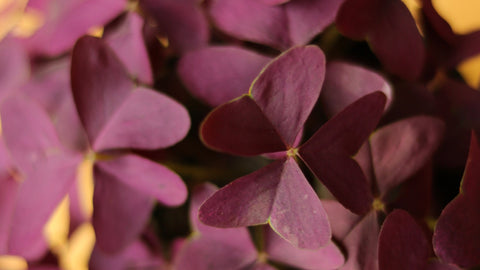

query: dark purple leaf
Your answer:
[378,210,429,270]
[178,46,271,106]
[336,0,425,80]
[250,45,325,146]
[299,92,386,214]
[199,158,331,249]
[200,95,286,156]
[433,132,480,268]
[139,0,209,53]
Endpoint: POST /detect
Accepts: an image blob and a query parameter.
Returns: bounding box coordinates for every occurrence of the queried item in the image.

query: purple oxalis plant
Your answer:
[198,45,387,249]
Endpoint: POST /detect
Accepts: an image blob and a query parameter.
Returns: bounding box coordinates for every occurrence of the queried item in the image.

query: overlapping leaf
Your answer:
[23,0,126,56]
[433,132,480,268]
[336,0,425,80]
[139,0,209,53]
[72,36,190,152]
[208,0,344,49]
[103,12,153,84]
[320,61,392,117]
[178,46,272,106]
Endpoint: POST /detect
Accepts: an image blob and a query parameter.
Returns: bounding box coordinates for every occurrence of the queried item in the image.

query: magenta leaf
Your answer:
[378,210,429,270]
[299,92,386,214]
[104,12,153,84]
[250,45,325,146]
[95,154,187,207]
[90,240,166,270]
[371,116,445,196]
[174,183,258,270]
[433,132,480,268]
[93,166,155,254]
[199,158,331,249]
[208,0,342,49]
[178,46,272,106]
[0,38,29,101]
[264,227,345,269]
[322,200,362,240]
[0,176,19,255]
[336,0,425,80]
[8,154,82,260]
[200,95,286,156]
[0,94,63,174]
[71,36,190,151]
[341,211,379,270]
[91,87,190,151]
[139,0,209,53]
[71,36,134,146]
[321,61,392,117]
[24,0,126,56]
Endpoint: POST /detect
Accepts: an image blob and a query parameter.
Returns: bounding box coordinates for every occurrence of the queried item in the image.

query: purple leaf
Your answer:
[174,236,258,270]
[71,36,133,146]
[378,210,429,270]
[199,158,331,249]
[91,87,190,151]
[20,59,89,152]
[93,166,155,254]
[0,177,19,255]
[0,37,29,100]
[264,227,345,269]
[322,200,362,240]
[371,116,445,196]
[299,92,386,214]
[8,154,82,260]
[340,211,379,270]
[336,0,425,80]
[95,154,187,207]
[104,12,153,84]
[208,0,290,49]
[139,0,209,53]
[90,240,166,270]
[0,94,63,174]
[72,36,190,151]
[284,0,344,46]
[421,0,480,68]
[175,183,258,270]
[200,95,286,156]
[250,45,325,146]
[321,61,392,117]
[209,0,342,49]
[178,46,272,107]
[425,260,461,270]
[24,0,126,56]
[433,132,480,268]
